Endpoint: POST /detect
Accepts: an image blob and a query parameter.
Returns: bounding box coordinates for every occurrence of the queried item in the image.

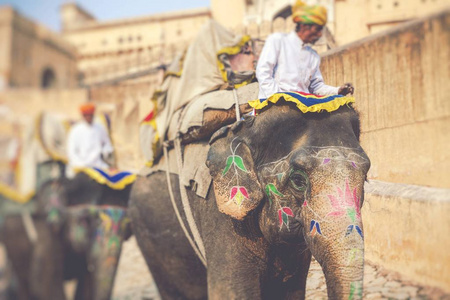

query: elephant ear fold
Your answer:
[207,136,263,220]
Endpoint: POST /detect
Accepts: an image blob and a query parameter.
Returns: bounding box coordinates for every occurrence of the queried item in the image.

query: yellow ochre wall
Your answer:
[0,7,77,89]
[320,10,450,292]
[320,10,450,189]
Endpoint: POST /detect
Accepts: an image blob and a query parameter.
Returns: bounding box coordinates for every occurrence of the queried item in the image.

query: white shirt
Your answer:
[66,120,113,177]
[256,31,339,99]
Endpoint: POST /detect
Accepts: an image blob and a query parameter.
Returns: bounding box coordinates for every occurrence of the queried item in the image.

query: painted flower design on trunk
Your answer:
[345,224,363,239]
[349,281,363,300]
[96,208,128,250]
[347,248,364,266]
[326,180,363,239]
[326,180,361,222]
[278,207,294,230]
[230,186,249,207]
[309,219,322,236]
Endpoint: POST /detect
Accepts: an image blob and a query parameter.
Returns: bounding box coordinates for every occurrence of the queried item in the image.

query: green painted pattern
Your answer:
[223,155,248,175]
[347,207,356,223]
[265,183,284,206]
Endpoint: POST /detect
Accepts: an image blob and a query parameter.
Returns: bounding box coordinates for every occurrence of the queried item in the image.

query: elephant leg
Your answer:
[204,239,269,300]
[129,174,207,300]
[74,268,94,300]
[30,220,66,300]
[1,216,33,300]
[195,201,271,299]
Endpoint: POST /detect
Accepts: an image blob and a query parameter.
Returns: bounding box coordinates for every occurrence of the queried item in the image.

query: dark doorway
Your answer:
[41,68,57,89]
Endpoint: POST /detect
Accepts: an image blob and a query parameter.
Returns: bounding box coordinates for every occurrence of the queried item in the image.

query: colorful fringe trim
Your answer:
[76,168,136,190]
[248,92,355,113]
[0,183,34,204]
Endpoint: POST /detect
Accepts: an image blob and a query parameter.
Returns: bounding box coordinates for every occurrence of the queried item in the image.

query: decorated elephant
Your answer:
[1,171,134,300]
[29,170,134,300]
[0,109,67,300]
[0,108,134,299]
[130,95,370,299]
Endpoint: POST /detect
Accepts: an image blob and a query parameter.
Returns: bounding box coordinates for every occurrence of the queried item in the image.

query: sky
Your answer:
[1,0,211,32]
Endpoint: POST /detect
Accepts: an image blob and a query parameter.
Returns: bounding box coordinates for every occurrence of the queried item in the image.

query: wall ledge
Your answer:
[365,180,450,203]
[321,8,450,58]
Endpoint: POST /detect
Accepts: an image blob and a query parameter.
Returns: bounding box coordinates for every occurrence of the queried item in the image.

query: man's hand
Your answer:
[108,167,119,174]
[338,83,355,96]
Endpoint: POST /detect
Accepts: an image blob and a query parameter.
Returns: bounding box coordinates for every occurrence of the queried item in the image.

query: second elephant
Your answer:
[5,173,133,300]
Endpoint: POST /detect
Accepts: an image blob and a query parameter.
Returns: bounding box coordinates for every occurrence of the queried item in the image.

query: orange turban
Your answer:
[80,103,95,115]
[292,0,327,26]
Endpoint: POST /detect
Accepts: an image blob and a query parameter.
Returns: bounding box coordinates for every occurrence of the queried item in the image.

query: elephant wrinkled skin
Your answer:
[130,102,370,299]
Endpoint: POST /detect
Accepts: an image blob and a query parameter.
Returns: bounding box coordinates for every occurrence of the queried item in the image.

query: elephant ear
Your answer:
[207,135,263,220]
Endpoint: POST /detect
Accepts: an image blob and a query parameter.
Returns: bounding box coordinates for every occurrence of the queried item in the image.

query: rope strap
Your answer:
[161,89,242,267]
[21,211,37,244]
[174,139,207,263]
[233,88,241,122]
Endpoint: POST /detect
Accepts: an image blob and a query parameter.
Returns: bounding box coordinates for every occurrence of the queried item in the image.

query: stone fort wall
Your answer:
[321,10,449,189]
[0,7,77,89]
[318,10,449,291]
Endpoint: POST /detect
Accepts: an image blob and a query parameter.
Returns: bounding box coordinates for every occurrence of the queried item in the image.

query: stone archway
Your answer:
[41,67,57,89]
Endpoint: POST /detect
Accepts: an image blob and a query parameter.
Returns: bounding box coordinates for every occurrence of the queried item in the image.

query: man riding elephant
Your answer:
[256,0,354,100]
[67,103,115,178]
[27,104,135,299]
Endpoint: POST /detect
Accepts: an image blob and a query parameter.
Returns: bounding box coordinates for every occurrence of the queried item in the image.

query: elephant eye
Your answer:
[289,170,308,191]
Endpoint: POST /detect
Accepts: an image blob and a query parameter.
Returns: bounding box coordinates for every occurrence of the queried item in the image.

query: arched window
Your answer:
[41,68,57,89]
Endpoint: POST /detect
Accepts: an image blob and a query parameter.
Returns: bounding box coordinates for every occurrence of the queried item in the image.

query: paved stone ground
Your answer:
[112,238,450,300]
[112,238,159,300]
[1,240,448,300]
[305,259,450,300]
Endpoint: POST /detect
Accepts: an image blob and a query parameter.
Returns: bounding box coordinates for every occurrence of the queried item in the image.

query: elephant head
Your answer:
[207,102,370,299]
[45,204,131,300]
[33,176,132,300]
[37,179,68,233]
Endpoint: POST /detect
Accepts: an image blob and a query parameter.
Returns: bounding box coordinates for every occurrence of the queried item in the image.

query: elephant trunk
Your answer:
[89,207,130,300]
[301,172,366,299]
[90,240,124,300]
[303,214,365,300]
[320,248,364,299]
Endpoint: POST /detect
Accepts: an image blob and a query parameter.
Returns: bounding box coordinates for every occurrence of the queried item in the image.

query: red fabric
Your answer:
[142,110,154,122]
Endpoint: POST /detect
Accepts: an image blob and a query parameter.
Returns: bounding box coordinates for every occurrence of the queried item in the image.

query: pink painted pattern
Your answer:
[230,186,249,206]
[326,180,361,222]
[278,207,294,229]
